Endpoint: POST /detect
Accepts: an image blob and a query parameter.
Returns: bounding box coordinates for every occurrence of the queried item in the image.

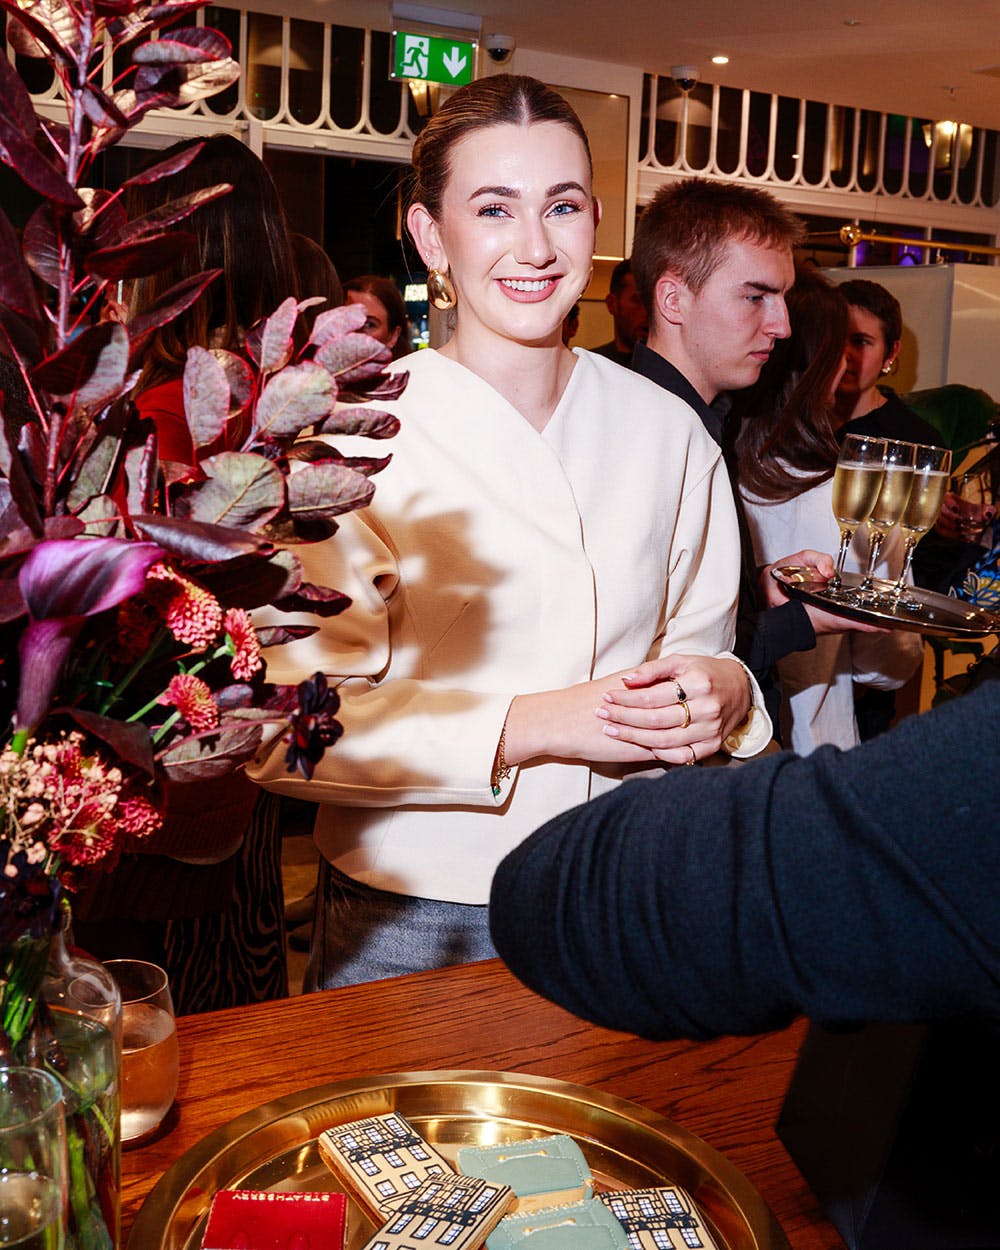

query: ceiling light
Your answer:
[711,55,729,65]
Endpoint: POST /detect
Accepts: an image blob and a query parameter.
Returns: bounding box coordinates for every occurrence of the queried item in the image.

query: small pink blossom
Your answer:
[223,609,263,681]
[146,564,223,651]
[159,673,220,731]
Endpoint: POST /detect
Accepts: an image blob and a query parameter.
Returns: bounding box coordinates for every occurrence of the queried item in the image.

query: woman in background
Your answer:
[735,272,923,753]
[252,74,772,991]
[344,274,412,358]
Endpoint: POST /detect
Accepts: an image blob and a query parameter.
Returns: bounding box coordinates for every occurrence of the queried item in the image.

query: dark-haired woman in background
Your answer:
[735,273,922,753]
[344,274,412,359]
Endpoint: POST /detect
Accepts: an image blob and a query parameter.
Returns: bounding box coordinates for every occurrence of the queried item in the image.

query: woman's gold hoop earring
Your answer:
[428,269,457,311]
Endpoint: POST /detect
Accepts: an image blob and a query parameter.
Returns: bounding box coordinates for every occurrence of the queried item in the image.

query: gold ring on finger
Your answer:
[678,699,691,729]
[685,744,697,766]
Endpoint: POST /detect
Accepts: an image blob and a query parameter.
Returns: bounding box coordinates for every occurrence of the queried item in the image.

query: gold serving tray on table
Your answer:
[128,1069,789,1250]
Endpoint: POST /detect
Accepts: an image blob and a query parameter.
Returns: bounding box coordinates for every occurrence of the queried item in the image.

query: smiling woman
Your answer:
[250,75,773,990]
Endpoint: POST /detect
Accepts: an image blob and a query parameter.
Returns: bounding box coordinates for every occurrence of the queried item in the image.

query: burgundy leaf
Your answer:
[195,547,302,610]
[308,302,367,348]
[286,460,375,521]
[131,26,232,64]
[1,3,76,66]
[131,514,276,563]
[66,395,132,510]
[338,371,409,403]
[215,683,256,710]
[16,615,81,732]
[42,516,85,540]
[121,142,205,189]
[173,451,285,530]
[159,722,263,781]
[274,583,352,617]
[59,708,156,775]
[75,188,128,253]
[0,577,27,624]
[123,437,157,518]
[315,451,392,478]
[258,296,299,372]
[133,56,240,108]
[313,405,401,441]
[123,184,234,243]
[210,349,255,416]
[0,112,80,207]
[79,82,130,130]
[33,322,129,417]
[22,203,62,288]
[254,362,335,441]
[0,209,45,321]
[182,345,229,450]
[255,624,317,647]
[1,415,43,538]
[127,269,221,366]
[314,331,391,384]
[0,34,40,136]
[87,230,197,280]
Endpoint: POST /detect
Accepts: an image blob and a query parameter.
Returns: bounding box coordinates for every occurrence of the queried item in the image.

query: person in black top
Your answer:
[590,258,647,367]
[834,278,941,446]
[627,179,881,738]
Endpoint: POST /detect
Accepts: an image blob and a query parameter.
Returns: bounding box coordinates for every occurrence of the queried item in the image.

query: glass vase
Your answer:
[1,888,121,1250]
[43,904,122,1250]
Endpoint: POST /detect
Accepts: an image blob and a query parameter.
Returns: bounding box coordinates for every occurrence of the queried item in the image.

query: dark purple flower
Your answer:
[284,671,342,779]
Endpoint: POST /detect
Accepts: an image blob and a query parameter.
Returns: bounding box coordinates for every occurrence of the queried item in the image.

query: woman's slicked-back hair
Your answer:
[408,74,592,220]
[734,270,850,501]
[129,134,297,386]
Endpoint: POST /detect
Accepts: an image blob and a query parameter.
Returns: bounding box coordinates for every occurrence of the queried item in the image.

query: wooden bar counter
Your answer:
[122,958,842,1248]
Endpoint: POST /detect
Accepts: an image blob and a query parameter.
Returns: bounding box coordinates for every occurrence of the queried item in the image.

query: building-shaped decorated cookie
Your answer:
[486,1197,629,1250]
[598,1186,720,1250]
[318,1113,453,1217]
[360,1173,513,1250]
[456,1135,594,1213]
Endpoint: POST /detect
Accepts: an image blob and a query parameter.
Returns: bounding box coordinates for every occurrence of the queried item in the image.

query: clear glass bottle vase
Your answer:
[42,903,122,1250]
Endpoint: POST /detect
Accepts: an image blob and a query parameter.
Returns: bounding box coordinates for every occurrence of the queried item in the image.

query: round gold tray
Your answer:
[128,1069,789,1250]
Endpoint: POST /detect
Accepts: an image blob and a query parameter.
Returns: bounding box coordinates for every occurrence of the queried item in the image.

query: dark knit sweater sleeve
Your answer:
[489,682,1000,1041]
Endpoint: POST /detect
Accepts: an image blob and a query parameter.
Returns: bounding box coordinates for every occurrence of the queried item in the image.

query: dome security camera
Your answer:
[485,33,515,64]
[670,64,700,92]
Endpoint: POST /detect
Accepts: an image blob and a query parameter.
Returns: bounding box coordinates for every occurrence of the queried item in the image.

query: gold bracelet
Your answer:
[491,723,512,797]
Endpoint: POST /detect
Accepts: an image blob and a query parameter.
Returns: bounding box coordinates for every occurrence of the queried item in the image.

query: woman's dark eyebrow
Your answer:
[468,181,587,200]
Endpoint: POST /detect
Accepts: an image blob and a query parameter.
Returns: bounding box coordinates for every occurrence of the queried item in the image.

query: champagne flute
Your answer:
[856,438,916,602]
[891,442,952,605]
[829,433,886,595]
[953,471,996,541]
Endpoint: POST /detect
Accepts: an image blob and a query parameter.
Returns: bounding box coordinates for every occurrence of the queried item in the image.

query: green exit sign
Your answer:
[392,30,475,86]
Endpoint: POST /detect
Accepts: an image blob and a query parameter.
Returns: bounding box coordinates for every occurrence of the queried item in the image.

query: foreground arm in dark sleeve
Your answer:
[489,682,1000,1041]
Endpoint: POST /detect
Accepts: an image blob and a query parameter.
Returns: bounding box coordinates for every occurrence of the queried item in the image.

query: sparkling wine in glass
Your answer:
[856,439,916,601]
[891,443,952,604]
[829,433,886,594]
[953,471,996,540]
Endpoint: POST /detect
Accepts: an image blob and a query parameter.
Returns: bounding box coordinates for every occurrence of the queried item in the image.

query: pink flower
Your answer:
[223,609,263,681]
[159,674,220,731]
[146,564,223,651]
[117,795,163,842]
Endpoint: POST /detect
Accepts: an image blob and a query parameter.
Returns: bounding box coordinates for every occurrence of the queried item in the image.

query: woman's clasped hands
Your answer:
[596,655,751,765]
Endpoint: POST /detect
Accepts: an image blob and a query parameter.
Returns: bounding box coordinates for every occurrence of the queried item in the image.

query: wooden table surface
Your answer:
[122,958,843,1249]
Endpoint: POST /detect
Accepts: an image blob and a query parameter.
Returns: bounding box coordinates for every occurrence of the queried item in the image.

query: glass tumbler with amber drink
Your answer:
[829,433,886,596]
